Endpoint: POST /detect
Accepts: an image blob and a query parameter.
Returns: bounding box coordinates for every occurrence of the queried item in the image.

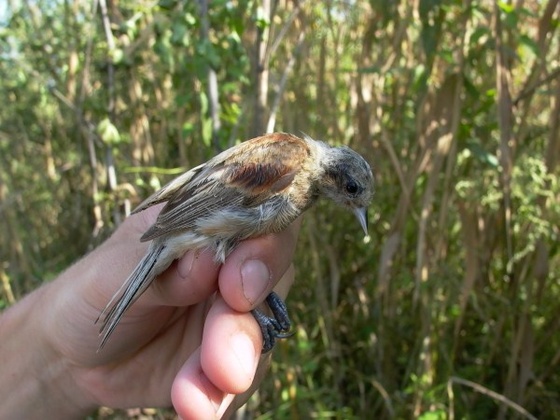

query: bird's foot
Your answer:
[251,291,293,353]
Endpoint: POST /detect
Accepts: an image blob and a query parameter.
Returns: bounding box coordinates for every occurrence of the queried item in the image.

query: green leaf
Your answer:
[110,48,124,64]
[418,409,447,420]
[182,122,194,138]
[96,118,121,145]
[498,1,515,14]
[201,118,212,147]
[519,34,539,56]
[199,91,208,115]
[254,6,270,30]
[466,141,499,167]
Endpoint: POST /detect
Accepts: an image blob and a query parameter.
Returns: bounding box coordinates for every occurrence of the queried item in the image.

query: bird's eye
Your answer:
[345,179,359,195]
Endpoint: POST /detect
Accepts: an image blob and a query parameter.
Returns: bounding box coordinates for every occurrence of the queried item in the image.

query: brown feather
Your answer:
[140,133,310,241]
[97,132,374,351]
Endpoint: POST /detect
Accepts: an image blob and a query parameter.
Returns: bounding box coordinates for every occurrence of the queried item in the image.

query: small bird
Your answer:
[97,132,374,352]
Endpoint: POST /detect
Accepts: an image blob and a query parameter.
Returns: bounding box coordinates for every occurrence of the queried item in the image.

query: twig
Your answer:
[99,0,121,226]
[513,67,560,105]
[266,31,305,133]
[198,0,222,152]
[449,377,538,420]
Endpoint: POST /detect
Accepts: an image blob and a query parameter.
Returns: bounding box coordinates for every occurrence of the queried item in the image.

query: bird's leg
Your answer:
[251,291,293,353]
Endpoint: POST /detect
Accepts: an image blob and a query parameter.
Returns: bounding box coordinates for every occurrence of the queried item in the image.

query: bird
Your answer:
[97,132,374,352]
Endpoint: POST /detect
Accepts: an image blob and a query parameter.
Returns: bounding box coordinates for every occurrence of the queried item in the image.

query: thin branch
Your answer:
[198,0,222,152]
[252,0,272,136]
[99,0,120,226]
[266,0,304,62]
[513,67,560,105]
[266,31,305,133]
[494,1,515,277]
[449,377,538,420]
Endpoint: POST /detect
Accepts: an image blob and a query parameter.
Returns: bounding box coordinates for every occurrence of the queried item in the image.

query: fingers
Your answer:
[146,249,220,307]
[146,218,300,311]
[170,298,255,420]
[109,205,221,308]
[201,297,259,393]
[218,218,301,312]
[171,348,229,420]
[172,266,295,419]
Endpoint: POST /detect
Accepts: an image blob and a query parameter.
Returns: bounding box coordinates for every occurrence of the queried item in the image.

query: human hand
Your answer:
[0,204,299,419]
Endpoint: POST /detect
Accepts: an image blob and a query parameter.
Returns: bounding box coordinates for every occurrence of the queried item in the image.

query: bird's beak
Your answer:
[353,207,369,236]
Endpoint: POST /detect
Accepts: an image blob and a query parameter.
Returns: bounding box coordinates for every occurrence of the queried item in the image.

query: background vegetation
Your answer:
[1,0,559,418]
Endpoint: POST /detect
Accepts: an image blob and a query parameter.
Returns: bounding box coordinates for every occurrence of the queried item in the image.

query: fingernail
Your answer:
[240,260,271,305]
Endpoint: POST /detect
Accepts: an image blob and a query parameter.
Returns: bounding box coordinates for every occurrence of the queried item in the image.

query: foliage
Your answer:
[1,0,559,418]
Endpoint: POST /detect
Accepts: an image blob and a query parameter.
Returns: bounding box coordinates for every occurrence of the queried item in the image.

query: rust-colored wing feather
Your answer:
[139,133,310,242]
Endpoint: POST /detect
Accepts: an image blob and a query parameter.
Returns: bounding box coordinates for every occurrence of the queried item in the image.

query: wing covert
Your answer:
[138,133,311,241]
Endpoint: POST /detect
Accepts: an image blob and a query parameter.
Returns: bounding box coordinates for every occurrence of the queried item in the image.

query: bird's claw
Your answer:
[251,291,293,353]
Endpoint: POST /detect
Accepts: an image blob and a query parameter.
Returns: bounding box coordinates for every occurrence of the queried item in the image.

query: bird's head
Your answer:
[319,146,374,235]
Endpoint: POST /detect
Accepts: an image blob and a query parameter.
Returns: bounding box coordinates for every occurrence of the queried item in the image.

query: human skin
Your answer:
[0,204,299,419]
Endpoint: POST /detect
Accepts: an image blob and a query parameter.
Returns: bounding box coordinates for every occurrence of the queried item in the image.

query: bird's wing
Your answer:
[139,133,311,241]
[131,163,206,215]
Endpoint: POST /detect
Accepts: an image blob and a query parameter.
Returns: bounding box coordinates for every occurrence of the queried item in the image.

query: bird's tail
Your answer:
[96,243,166,350]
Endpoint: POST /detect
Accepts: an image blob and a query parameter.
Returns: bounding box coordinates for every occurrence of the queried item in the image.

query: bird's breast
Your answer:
[196,195,298,238]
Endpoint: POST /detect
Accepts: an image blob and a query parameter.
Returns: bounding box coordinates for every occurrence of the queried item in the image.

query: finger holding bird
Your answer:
[97,132,374,352]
